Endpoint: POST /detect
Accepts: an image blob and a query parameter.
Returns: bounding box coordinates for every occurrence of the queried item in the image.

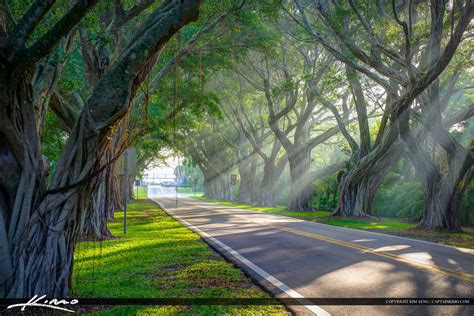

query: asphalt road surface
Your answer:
[147,185,180,197]
[150,192,473,315]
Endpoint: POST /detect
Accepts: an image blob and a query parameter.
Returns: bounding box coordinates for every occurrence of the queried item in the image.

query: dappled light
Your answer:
[351,239,377,243]
[369,245,412,252]
[155,196,473,315]
[0,0,472,315]
[72,201,285,314]
[398,252,435,266]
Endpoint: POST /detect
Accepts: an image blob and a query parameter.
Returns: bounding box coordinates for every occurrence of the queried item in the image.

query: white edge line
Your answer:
[183,201,474,272]
[151,197,331,316]
[190,197,473,253]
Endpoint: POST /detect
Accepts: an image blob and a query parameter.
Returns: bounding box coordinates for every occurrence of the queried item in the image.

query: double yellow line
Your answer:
[185,201,474,283]
[265,223,474,283]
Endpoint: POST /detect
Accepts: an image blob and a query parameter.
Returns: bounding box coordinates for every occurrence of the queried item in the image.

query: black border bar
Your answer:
[0,298,472,306]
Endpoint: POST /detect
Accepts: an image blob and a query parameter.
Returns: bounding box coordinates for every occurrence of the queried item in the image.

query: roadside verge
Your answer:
[152,197,330,316]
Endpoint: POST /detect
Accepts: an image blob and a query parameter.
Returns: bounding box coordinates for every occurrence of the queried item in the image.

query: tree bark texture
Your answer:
[0,0,201,297]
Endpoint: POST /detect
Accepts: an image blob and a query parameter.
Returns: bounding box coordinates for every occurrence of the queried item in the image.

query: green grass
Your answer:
[319,217,415,230]
[177,187,204,195]
[133,186,148,200]
[194,196,330,218]
[72,200,287,315]
[315,219,473,249]
[194,196,287,213]
[193,196,474,249]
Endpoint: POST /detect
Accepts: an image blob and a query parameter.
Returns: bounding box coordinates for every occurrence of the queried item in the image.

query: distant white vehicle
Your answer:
[161,181,176,187]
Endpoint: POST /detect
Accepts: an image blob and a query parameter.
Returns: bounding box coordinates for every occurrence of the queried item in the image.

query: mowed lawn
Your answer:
[72,197,287,315]
[194,196,474,249]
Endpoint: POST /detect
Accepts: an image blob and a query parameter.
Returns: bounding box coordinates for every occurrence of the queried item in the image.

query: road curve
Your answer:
[151,195,473,316]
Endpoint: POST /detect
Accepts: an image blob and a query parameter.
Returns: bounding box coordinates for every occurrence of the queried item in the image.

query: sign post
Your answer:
[193,178,198,197]
[123,150,128,234]
[230,174,237,202]
[115,148,137,235]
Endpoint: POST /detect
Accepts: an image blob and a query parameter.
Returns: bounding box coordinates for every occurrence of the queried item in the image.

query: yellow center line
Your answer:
[184,200,474,283]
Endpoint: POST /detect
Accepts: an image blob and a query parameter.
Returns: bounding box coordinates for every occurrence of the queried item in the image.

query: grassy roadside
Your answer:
[194,196,474,249]
[177,187,204,195]
[134,186,148,199]
[72,195,287,315]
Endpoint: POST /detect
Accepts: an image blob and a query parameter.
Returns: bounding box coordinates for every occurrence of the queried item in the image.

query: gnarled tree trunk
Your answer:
[258,154,287,207]
[335,149,403,216]
[399,111,472,230]
[419,179,462,230]
[287,149,313,211]
[0,0,201,297]
[259,164,278,207]
[203,167,231,201]
[238,158,254,204]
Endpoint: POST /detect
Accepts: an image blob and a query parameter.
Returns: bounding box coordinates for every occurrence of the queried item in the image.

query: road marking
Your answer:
[185,200,474,284]
[190,198,473,252]
[310,221,474,254]
[152,198,330,316]
[265,224,474,283]
[189,198,474,253]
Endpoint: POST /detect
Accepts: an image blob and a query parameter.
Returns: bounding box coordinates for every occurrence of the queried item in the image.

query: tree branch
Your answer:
[15,0,100,67]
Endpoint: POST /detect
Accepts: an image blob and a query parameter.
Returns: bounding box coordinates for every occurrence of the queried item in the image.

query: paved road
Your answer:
[150,194,473,315]
[146,185,179,197]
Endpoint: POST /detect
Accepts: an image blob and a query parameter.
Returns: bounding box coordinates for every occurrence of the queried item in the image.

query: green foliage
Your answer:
[178,159,205,190]
[320,217,415,231]
[41,112,67,177]
[133,187,148,200]
[56,44,87,93]
[194,196,287,213]
[376,181,424,219]
[460,181,474,226]
[311,175,339,211]
[72,200,286,315]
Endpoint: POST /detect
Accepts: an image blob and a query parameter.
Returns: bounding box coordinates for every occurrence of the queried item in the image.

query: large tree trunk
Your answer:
[204,175,217,199]
[335,157,392,217]
[259,164,278,207]
[1,0,202,298]
[7,115,108,297]
[78,169,113,239]
[116,175,134,202]
[78,147,115,239]
[419,179,462,230]
[334,126,403,217]
[203,170,231,201]
[128,175,134,200]
[0,75,50,297]
[237,157,254,204]
[414,139,470,231]
[335,172,381,217]
[398,107,471,230]
[258,157,286,207]
[287,149,313,211]
[249,154,259,204]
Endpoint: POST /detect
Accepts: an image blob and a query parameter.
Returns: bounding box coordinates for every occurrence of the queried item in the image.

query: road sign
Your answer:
[230,174,237,181]
[115,148,137,175]
[231,180,237,185]
[113,147,137,235]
